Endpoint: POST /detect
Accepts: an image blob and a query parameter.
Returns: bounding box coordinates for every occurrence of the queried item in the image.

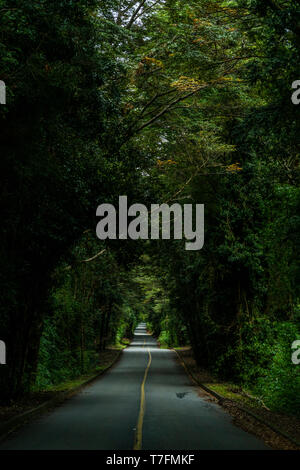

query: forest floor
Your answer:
[175,347,300,450]
[0,346,126,424]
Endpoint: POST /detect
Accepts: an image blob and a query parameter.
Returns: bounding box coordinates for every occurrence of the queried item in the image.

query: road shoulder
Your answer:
[174,347,300,451]
[0,347,124,443]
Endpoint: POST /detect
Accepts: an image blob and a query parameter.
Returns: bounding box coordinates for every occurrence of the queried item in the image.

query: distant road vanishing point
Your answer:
[0,323,268,450]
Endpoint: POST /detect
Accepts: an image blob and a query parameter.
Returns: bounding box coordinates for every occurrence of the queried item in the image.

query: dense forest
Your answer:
[0,0,299,417]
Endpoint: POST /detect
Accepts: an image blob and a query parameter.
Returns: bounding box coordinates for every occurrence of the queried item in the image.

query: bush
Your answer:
[253,322,300,416]
[214,319,300,416]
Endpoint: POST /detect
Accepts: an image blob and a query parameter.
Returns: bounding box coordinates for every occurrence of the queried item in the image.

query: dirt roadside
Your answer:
[0,347,123,435]
[175,347,300,451]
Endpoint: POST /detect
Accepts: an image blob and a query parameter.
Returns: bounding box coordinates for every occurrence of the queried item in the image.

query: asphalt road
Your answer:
[0,323,268,450]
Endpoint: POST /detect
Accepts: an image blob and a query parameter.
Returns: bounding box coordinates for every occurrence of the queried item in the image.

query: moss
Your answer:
[206,383,265,410]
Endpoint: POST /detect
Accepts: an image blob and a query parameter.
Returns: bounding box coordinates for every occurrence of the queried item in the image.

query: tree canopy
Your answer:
[0,0,299,414]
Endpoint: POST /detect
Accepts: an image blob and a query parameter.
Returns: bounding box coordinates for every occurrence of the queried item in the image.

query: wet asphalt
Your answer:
[0,323,268,450]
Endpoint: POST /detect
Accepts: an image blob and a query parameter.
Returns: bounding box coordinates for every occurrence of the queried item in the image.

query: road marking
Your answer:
[133,347,152,450]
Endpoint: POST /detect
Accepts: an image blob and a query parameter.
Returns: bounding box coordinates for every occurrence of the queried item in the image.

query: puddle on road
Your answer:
[176,392,190,399]
[175,389,217,403]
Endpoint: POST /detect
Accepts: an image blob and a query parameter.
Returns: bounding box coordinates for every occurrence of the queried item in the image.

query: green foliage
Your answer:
[136,0,300,416]
[253,322,300,416]
[0,0,299,419]
[35,318,98,389]
[34,235,140,388]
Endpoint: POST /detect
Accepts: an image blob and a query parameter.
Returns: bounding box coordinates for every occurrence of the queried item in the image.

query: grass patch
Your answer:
[38,346,124,393]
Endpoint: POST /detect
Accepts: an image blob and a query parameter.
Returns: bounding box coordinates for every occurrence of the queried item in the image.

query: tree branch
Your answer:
[81,249,107,263]
[135,85,210,133]
[127,0,147,29]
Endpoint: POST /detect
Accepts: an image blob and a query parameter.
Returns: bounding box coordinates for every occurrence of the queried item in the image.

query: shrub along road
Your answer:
[0,324,268,450]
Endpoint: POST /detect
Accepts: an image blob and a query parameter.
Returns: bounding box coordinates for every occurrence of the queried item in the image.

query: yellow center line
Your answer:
[133,346,152,450]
